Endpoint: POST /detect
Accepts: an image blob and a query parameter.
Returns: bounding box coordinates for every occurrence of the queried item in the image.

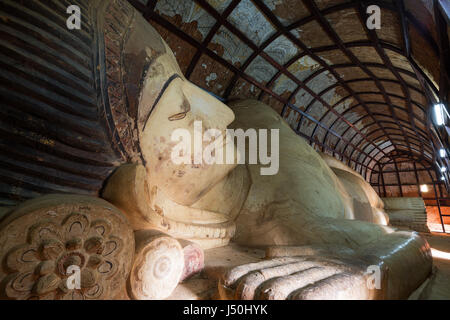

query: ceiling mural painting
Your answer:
[131,0,445,201]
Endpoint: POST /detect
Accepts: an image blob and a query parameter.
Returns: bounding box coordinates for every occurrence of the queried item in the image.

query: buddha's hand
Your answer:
[218,253,380,300]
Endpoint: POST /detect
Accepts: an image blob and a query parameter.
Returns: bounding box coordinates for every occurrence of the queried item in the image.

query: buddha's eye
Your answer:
[168,96,191,121]
[168,112,187,121]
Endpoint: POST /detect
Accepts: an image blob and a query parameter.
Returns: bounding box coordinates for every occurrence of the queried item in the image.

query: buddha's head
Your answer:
[113,8,237,206]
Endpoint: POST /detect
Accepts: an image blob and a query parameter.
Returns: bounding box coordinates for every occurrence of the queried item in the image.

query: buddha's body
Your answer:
[195,99,391,249]
[105,95,432,299]
[0,0,432,300]
[176,100,432,299]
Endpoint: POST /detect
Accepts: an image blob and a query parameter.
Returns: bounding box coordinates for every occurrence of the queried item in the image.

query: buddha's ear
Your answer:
[121,12,171,132]
[135,64,169,132]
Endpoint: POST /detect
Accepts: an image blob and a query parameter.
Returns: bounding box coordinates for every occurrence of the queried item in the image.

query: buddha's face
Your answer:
[139,45,238,206]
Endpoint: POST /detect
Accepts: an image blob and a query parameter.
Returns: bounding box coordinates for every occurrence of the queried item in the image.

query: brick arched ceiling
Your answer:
[129,0,443,182]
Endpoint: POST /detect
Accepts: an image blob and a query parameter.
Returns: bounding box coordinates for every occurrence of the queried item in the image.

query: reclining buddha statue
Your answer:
[0,0,432,300]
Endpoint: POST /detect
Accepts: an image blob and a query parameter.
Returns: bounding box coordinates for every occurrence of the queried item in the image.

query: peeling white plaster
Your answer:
[210,26,253,66]
[263,0,289,25]
[334,97,354,114]
[300,118,315,136]
[287,56,322,81]
[294,89,314,107]
[155,0,215,40]
[205,72,218,86]
[246,55,277,83]
[306,71,337,95]
[307,101,326,119]
[273,75,297,95]
[285,110,299,129]
[264,35,299,65]
[228,0,276,46]
[205,0,233,14]
[314,127,327,142]
[343,111,362,125]
[320,88,339,105]
[379,141,393,150]
[234,80,247,94]
[365,145,375,154]
[321,113,338,128]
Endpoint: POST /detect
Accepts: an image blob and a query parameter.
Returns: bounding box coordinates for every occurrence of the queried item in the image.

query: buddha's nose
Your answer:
[183,81,235,128]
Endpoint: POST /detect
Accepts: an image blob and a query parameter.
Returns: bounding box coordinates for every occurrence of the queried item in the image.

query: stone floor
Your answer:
[412,232,450,300]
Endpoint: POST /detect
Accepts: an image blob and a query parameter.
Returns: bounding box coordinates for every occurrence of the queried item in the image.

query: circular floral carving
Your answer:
[0,195,134,300]
[129,231,183,300]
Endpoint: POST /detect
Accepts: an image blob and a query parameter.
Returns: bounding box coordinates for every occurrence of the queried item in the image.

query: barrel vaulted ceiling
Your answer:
[128,0,443,184]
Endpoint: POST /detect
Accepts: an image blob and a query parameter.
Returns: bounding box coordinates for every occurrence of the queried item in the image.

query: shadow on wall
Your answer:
[427,206,450,233]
